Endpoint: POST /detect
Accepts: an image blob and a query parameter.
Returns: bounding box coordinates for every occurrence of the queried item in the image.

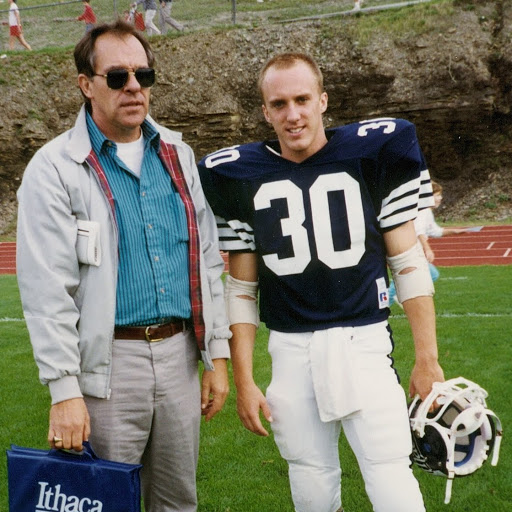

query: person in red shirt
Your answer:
[77,0,97,33]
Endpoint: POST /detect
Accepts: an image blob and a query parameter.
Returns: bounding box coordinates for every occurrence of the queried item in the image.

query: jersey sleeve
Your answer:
[198,147,256,252]
[372,119,435,231]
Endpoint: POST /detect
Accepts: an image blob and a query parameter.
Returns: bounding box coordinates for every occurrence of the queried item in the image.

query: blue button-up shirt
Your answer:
[87,112,191,326]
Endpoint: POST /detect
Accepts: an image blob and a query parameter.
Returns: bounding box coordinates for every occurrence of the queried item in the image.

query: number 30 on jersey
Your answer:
[205,148,367,277]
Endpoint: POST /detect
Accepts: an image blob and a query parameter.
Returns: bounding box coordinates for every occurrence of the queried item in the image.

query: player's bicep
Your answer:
[229,252,259,282]
[383,220,417,257]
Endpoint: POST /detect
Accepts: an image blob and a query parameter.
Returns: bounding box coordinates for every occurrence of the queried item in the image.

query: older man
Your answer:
[17,20,230,512]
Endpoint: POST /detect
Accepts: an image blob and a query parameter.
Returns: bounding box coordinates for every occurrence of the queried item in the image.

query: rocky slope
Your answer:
[1,0,511,235]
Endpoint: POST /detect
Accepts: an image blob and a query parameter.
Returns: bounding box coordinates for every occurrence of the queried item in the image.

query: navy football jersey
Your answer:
[198,118,434,332]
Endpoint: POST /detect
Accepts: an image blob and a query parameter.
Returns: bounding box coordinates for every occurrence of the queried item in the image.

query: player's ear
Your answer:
[320,91,328,114]
[262,104,271,123]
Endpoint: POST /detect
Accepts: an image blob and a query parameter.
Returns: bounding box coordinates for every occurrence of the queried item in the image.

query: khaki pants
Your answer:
[85,329,200,512]
[159,2,184,33]
[144,9,161,36]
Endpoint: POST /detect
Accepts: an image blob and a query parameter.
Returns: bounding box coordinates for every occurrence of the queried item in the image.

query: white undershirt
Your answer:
[116,133,145,177]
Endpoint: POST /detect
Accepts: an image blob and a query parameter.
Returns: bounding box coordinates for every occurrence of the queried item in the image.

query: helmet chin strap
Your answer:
[489,411,503,467]
[444,474,454,504]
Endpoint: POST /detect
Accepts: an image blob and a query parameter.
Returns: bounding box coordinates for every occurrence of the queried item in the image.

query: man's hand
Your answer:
[48,397,90,452]
[409,360,445,404]
[201,358,229,422]
[235,381,273,437]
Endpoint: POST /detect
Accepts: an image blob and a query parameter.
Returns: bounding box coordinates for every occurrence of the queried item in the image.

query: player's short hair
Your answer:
[258,53,324,99]
[74,19,155,81]
[431,180,443,194]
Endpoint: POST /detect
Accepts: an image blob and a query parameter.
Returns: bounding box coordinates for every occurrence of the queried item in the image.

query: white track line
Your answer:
[391,312,512,319]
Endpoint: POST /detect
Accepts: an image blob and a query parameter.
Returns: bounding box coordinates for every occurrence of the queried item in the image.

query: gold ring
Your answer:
[53,436,63,443]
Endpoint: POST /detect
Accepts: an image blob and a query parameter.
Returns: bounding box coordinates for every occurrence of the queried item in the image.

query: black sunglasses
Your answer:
[93,67,156,90]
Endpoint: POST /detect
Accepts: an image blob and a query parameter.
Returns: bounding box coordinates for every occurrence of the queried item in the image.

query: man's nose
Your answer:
[286,104,301,122]
[124,71,141,90]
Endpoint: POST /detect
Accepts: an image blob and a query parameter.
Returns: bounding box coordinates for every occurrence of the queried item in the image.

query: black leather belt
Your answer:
[114,320,189,342]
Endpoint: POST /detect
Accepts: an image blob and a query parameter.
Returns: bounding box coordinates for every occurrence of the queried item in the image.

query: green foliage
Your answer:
[1,266,511,510]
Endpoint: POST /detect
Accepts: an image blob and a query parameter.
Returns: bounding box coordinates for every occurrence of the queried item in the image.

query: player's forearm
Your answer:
[403,296,439,365]
[229,323,258,389]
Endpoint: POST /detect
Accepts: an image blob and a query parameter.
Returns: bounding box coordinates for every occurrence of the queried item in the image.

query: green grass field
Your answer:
[0,0,361,51]
[0,0,453,52]
[1,266,511,511]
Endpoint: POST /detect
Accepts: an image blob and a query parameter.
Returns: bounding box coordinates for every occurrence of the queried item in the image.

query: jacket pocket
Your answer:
[76,220,102,266]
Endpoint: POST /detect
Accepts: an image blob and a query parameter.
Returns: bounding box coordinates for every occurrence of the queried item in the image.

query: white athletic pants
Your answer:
[144,9,161,36]
[266,322,426,512]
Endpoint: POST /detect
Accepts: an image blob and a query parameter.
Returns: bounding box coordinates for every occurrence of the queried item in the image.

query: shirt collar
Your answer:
[86,110,160,156]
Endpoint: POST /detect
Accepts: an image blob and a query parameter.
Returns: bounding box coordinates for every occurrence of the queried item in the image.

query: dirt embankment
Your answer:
[1,0,511,235]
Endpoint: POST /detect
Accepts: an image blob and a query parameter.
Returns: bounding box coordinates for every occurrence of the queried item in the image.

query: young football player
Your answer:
[198,53,445,512]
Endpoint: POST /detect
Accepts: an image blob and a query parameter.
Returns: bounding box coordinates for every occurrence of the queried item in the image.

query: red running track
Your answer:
[1,225,512,275]
[428,225,512,266]
[0,242,16,275]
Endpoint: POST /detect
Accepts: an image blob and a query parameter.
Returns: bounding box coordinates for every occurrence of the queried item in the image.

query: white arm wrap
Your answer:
[386,241,434,303]
[224,274,260,327]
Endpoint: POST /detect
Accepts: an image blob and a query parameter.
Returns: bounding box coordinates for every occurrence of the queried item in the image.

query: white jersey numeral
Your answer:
[254,173,366,276]
[204,146,241,168]
[310,173,365,269]
[254,180,311,275]
[357,119,397,137]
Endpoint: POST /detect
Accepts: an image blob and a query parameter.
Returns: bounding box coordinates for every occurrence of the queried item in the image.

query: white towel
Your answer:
[309,327,363,422]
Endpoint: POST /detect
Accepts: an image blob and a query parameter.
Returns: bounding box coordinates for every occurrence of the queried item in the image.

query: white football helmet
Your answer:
[409,377,502,504]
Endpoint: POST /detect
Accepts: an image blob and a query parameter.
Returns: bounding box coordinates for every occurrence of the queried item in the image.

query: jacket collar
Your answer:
[66,104,184,163]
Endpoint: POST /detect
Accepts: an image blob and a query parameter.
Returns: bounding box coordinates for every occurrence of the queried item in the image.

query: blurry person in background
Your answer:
[8,0,32,51]
[77,0,97,34]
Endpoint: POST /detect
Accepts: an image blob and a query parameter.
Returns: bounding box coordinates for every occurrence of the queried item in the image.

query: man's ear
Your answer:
[320,91,328,114]
[77,74,93,100]
[262,104,271,124]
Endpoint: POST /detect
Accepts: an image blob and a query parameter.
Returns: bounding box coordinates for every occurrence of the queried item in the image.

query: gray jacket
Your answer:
[17,106,231,404]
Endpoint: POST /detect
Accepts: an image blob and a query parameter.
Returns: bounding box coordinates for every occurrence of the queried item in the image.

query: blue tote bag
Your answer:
[6,442,142,512]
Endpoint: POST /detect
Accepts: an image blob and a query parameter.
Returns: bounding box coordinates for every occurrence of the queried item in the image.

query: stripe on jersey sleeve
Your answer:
[216,216,256,251]
[418,170,435,210]
[378,170,434,229]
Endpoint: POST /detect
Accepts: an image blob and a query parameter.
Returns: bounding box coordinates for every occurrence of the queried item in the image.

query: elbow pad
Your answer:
[224,274,260,327]
[387,241,434,304]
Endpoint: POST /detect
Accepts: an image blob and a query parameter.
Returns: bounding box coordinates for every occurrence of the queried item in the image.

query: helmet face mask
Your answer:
[409,377,503,504]
[411,421,449,476]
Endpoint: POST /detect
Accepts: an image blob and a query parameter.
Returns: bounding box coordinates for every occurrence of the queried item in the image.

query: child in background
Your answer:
[389,181,470,306]
[126,3,146,32]
[8,0,32,50]
[77,0,97,33]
